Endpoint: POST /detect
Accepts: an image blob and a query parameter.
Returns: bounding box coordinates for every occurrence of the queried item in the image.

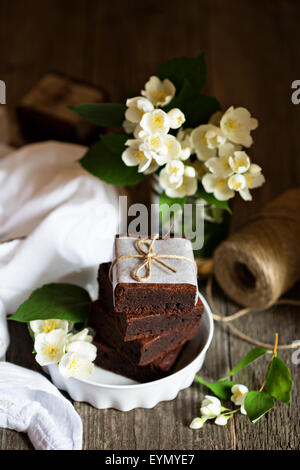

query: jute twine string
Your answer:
[206,274,298,349]
[109,234,197,283]
[214,188,300,310]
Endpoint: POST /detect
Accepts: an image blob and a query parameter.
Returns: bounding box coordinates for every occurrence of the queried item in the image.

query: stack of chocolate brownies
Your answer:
[89,235,204,383]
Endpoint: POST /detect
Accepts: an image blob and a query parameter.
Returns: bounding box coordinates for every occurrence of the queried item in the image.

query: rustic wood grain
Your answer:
[0,0,299,450]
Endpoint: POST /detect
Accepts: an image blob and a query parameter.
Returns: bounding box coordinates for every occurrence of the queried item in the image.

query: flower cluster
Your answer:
[30,319,97,379]
[122,76,265,202]
[199,108,265,201]
[189,384,249,429]
[122,76,198,198]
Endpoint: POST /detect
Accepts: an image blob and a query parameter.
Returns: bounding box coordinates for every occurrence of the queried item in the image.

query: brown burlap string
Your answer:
[109,234,197,283]
[206,275,298,350]
[213,189,300,310]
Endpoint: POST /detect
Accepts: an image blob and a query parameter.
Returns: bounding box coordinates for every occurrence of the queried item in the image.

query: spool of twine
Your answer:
[214,188,300,310]
[209,188,300,349]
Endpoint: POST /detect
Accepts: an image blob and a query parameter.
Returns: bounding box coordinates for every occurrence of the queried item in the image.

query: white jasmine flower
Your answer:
[248,163,262,174]
[67,328,93,344]
[231,384,249,406]
[141,76,176,107]
[205,156,233,178]
[200,395,222,418]
[228,174,247,192]
[179,147,191,161]
[142,133,168,154]
[58,328,97,379]
[228,151,250,174]
[245,165,265,189]
[202,174,234,201]
[184,165,197,178]
[157,134,182,164]
[137,134,167,166]
[122,119,136,134]
[214,414,230,426]
[205,143,245,178]
[191,124,217,161]
[30,319,70,336]
[159,161,197,198]
[122,139,154,173]
[34,329,67,366]
[220,106,258,147]
[140,109,170,135]
[66,339,97,362]
[177,127,194,154]
[59,352,94,379]
[239,165,265,201]
[209,110,223,126]
[143,160,160,175]
[218,141,242,157]
[167,108,186,129]
[159,160,184,186]
[205,126,227,149]
[189,417,207,429]
[125,96,154,123]
[133,124,146,139]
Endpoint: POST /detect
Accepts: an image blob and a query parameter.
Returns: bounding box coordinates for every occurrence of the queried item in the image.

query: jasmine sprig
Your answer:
[10,283,97,379]
[190,335,293,429]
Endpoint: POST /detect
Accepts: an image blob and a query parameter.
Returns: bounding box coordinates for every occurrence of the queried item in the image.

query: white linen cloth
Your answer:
[0,140,120,313]
[0,362,83,450]
[0,140,121,449]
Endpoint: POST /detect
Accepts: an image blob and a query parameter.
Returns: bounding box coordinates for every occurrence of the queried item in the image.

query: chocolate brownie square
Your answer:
[98,263,203,320]
[91,286,203,341]
[110,236,198,315]
[90,301,201,366]
[94,338,183,383]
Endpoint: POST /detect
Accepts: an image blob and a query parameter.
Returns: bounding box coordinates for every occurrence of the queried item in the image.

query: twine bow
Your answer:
[109,234,197,283]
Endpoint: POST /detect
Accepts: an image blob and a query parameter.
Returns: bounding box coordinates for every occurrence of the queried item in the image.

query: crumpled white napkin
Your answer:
[0,140,121,449]
[0,140,120,317]
[0,362,83,450]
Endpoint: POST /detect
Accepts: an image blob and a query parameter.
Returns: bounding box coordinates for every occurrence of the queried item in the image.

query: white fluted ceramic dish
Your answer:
[44,292,213,411]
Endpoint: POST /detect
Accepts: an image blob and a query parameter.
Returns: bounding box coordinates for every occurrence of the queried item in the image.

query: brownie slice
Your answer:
[94,338,183,383]
[110,235,198,315]
[90,296,204,341]
[98,262,201,319]
[113,283,197,315]
[90,302,201,366]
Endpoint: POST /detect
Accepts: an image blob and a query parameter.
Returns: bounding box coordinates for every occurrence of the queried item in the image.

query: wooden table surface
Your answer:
[0,0,299,450]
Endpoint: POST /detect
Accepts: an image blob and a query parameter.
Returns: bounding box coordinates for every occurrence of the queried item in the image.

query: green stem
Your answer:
[259,333,278,393]
[221,409,240,417]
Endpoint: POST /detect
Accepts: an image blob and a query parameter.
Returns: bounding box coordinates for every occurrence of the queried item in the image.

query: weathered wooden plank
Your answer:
[211,0,300,451]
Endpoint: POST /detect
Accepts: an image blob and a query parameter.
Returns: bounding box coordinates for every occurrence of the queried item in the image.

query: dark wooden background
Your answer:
[0,0,299,450]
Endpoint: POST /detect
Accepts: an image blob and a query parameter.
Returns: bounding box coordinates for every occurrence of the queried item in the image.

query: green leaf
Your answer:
[244,391,275,423]
[159,191,186,227]
[9,284,91,324]
[223,347,268,378]
[266,357,293,405]
[157,53,206,92]
[80,140,147,186]
[68,103,126,128]
[196,185,232,214]
[196,376,236,401]
[101,133,128,154]
[165,79,220,127]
